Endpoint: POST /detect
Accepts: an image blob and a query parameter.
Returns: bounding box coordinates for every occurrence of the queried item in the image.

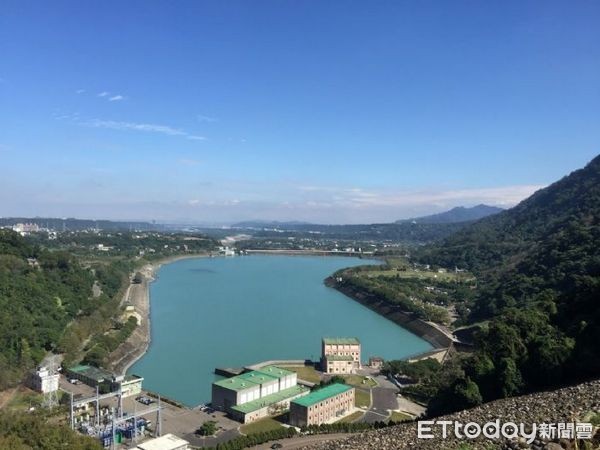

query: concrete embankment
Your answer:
[325,278,454,350]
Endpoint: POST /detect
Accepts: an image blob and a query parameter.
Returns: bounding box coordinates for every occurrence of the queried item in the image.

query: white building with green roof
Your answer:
[211,365,309,423]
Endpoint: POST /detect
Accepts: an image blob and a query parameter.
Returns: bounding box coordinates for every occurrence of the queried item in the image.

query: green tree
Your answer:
[197,420,217,436]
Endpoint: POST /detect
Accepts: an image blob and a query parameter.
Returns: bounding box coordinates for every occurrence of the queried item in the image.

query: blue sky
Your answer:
[1,1,599,224]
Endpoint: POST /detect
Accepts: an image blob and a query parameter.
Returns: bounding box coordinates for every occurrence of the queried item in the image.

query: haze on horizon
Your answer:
[1,1,599,224]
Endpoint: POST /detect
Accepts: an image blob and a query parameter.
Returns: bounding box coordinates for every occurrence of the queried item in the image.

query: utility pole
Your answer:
[133,399,138,443]
[96,386,100,427]
[70,391,74,429]
[118,384,123,419]
[111,407,116,450]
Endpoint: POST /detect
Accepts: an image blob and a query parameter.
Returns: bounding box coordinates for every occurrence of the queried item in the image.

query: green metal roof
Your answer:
[254,365,295,378]
[231,385,309,414]
[322,337,360,345]
[214,375,260,392]
[67,365,113,382]
[214,366,291,392]
[237,371,278,384]
[291,383,353,407]
[324,355,354,361]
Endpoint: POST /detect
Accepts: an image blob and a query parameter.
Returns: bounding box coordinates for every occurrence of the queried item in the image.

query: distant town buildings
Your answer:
[321,337,361,374]
[12,223,40,235]
[218,246,236,256]
[289,383,355,427]
[211,365,309,423]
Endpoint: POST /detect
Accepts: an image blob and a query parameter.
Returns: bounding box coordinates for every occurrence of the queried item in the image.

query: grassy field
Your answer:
[286,366,321,384]
[354,389,371,408]
[389,411,414,423]
[5,387,44,411]
[336,410,364,423]
[342,375,377,388]
[239,417,284,435]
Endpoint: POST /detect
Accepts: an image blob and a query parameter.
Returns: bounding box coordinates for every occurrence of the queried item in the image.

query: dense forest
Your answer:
[0,230,98,387]
[414,154,600,415]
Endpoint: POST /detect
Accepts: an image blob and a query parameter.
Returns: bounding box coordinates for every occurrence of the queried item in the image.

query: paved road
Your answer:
[247,433,351,450]
[362,387,398,423]
[361,375,399,423]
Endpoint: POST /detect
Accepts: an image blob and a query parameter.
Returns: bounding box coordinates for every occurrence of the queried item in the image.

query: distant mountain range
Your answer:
[397,204,504,224]
[227,205,503,242]
[232,205,503,230]
[230,220,311,228]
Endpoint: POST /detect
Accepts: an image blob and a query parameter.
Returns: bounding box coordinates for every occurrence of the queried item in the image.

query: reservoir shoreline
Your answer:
[117,254,445,394]
[109,253,212,376]
[324,277,454,349]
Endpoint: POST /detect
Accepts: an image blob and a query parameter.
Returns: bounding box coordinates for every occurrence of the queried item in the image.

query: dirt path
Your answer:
[0,387,18,409]
[106,264,154,375]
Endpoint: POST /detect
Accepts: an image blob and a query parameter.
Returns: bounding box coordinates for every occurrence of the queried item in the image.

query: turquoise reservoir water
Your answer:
[129,255,432,406]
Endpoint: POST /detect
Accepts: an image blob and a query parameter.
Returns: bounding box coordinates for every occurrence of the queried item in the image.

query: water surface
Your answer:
[129,255,432,405]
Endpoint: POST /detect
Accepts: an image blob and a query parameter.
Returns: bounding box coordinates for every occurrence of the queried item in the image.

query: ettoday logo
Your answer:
[417,420,594,444]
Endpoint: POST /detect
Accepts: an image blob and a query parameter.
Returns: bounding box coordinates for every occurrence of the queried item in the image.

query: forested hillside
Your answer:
[0,410,102,449]
[0,230,99,387]
[416,154,600,414]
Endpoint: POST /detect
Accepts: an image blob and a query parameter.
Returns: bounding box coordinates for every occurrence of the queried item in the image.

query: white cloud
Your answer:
[76,89,85,94]
[83,119,206,141]
[287,183,545,221]
[98,91,109,97]
[108,95,124,102]
[197,114,218,123]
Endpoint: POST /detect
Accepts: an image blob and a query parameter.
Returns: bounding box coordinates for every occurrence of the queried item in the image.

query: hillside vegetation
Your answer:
[0,230,98,387]
[416,154,600,413]
[0,229,218,389]
[0,410,102,449]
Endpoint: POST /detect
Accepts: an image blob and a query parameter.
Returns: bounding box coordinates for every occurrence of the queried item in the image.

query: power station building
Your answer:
[289,383,355,427]
[321,338,361,374]
[212,365,309,423]
[66,365,143,397]
[28,366,59,394]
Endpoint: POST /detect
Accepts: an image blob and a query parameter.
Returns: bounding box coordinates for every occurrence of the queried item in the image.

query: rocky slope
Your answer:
[301,380,600,450]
